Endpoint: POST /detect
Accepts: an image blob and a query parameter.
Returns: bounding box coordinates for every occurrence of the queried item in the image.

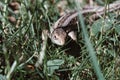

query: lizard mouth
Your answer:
[53,39,65,46]
[51,37,66,46]
[59,40,65,45]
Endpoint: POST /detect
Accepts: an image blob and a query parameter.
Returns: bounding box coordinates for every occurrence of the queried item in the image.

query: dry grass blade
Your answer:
[35,30,48,67]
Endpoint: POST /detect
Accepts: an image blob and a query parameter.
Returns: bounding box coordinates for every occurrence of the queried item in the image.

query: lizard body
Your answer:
[48,1,120,45]
[49,11,78,45]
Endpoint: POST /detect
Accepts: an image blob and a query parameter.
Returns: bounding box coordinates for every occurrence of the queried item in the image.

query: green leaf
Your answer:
[91,19,102,36]
[47,59,64,76]
[115,24,120,35]
[0,74,6,80]
[91,17,115,36]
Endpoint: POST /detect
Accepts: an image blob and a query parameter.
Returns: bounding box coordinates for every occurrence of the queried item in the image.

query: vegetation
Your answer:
[1,0,120,80]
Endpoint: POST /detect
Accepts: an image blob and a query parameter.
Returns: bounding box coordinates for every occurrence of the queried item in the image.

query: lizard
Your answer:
[48,11,79,45]
[47,1,120,46]
[47,9,102,45]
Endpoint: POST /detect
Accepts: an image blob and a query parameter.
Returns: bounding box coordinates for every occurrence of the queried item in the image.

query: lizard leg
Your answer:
[68,31,77,41]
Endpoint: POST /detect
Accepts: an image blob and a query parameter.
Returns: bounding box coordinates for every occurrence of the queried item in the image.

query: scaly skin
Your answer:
[48,1,120,45]
[49,11,78,45]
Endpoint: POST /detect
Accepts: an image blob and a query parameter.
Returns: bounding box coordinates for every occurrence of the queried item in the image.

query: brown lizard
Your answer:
[48,1,120,46]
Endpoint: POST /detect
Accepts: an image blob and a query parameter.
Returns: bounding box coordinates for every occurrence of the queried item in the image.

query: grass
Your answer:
[75,1,105,79]
[1,0,120,80]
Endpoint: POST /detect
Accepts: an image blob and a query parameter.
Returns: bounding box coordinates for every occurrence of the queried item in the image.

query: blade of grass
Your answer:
[35,30,48,67]
[6,61,17,80]
[75,0,105,80]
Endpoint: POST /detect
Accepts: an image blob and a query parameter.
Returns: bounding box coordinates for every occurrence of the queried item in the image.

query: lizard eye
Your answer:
[53,35,57,40]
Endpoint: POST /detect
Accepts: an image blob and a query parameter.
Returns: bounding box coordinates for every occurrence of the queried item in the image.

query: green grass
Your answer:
[1,0,120,80]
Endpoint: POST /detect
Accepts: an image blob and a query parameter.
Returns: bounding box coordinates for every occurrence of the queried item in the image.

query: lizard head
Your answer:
[50,28,67,46]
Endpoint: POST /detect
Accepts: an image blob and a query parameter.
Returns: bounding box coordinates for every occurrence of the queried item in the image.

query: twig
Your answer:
[35,30,48,67]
